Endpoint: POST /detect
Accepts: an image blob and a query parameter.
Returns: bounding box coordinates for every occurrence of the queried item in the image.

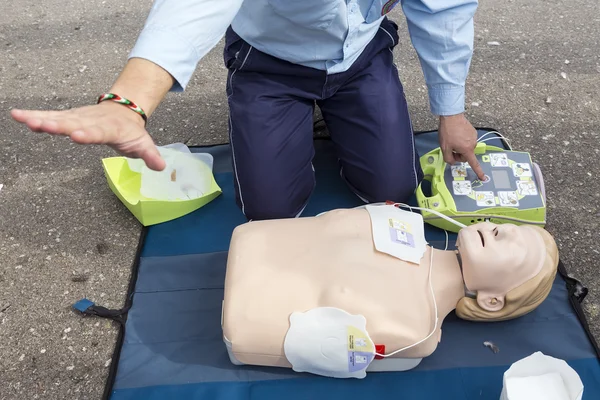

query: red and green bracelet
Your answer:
[97,93,148,125]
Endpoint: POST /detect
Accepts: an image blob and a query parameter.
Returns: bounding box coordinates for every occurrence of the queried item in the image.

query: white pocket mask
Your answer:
[283,307,375,379]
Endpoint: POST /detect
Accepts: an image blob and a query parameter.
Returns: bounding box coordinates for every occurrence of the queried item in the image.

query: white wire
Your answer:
[476,131,513,150]
[375,245,438,358]
[349,202,450,358]
[393,203,467,229]
[313,205,454,358]
[351,202,467,229]
[476,131,498,142]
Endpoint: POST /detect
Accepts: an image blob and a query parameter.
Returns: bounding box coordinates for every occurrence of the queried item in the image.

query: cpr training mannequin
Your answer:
[221,205,559,378]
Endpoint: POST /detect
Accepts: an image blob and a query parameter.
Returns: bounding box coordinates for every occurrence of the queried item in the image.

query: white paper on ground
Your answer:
[283,307,375,379]
[365,204,428,264]
[500,351,584,400]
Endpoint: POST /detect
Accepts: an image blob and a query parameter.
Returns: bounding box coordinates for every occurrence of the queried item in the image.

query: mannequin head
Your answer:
[454,222,558,321]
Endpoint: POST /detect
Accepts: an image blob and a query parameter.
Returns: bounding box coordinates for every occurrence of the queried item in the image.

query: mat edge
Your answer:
[102,226,148,400]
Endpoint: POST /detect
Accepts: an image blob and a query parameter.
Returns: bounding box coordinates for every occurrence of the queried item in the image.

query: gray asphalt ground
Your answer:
[1,0,599,398]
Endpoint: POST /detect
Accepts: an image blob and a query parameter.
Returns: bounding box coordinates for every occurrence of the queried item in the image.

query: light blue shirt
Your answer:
[129,0,478,116]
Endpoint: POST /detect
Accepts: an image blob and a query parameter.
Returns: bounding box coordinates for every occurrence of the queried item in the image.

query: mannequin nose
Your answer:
[482,222,498,232]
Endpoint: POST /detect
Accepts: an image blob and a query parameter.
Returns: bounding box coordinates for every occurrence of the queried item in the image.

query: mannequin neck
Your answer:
[429,247,467,318]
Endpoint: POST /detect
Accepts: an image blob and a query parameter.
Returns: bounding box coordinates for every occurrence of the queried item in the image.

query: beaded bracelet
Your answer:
[97,93,148,125]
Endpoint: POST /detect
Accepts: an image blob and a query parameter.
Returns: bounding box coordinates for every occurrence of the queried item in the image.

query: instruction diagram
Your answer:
[475,191,495,207]
[451,164,468,178]
[498,191,519,207]
[453,180,472,195]
[388,218,415,248]
[512,162,532,178]
[517,180,538,196]
[490,153,509,167]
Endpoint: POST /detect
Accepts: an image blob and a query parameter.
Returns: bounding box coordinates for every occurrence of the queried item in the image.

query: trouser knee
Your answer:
[235,192,311,221]
[343,167,422,204]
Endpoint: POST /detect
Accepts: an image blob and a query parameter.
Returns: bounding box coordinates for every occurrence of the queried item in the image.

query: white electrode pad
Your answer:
[283,307,375,379]
[365,204,428,264]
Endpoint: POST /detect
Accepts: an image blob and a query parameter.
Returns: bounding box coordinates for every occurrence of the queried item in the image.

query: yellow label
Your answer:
[388,218,412,233]
[347,326,374,353]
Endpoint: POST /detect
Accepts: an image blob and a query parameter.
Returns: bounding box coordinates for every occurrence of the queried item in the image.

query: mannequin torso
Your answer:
[222,208,465,367]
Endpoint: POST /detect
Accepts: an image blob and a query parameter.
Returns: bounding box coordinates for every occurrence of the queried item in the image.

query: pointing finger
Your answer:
[465,152,485,180]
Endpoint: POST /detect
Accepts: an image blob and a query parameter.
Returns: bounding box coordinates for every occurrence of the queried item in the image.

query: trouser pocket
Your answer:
[223,27,254,71]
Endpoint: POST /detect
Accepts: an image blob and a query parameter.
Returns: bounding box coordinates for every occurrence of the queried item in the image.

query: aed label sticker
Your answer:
[388,219,415,248]
[366,204,427,264]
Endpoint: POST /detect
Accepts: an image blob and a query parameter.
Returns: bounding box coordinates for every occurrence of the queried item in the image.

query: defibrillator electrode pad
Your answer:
[283,307,376,379]
[365,204,428,264]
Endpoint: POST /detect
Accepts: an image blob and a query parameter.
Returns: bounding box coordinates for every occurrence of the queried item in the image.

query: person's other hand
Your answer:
[438,113,485,180]
[10,101,166,171]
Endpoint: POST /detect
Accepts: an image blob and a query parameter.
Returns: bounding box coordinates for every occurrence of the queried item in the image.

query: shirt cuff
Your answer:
[427,86,466,116]
[128,26,200,92]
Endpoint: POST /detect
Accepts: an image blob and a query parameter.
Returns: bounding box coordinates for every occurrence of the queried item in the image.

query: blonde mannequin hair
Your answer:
[455,226,559,322]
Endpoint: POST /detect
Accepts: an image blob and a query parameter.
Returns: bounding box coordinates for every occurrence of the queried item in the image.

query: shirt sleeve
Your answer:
[401,0,478,116]
[128,0,244,92]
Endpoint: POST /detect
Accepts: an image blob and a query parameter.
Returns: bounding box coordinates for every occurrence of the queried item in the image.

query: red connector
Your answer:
[375,344,385,359]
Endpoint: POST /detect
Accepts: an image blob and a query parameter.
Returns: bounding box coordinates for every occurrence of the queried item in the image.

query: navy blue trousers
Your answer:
[224,18,423,220]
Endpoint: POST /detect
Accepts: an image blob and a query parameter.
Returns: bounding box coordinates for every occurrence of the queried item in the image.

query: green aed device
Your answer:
[415,142,547,232]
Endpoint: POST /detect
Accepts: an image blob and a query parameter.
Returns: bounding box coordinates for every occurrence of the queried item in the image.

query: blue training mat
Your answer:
[79,130,600,399]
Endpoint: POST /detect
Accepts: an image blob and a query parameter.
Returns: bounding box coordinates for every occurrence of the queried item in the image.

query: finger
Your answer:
[464,152,485,180]
[442,147,456,164]
[34,117,84,137]
[138,143,166,171]
[117,133,166,171]
[72,126,165,171]
[453,153,466,165]
[10,109,64,123]
[70,125,110,145]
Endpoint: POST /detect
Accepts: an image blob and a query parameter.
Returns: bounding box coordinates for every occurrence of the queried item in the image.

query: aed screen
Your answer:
[492,169,511,189]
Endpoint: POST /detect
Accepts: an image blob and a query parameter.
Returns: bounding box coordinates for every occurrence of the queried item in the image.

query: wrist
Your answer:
[97,93,148,126]
[97,100,146,127]
[439,113,465,123]
[107,58,174,118]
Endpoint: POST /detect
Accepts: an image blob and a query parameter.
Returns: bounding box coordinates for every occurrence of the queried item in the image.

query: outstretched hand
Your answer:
[10,102,166,171]
[438,114,485,180]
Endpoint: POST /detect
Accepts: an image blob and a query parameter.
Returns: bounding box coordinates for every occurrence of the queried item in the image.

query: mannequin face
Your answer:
[456,222,545,311]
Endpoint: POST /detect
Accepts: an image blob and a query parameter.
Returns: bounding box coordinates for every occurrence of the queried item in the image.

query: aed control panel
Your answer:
[415,142,546,233]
